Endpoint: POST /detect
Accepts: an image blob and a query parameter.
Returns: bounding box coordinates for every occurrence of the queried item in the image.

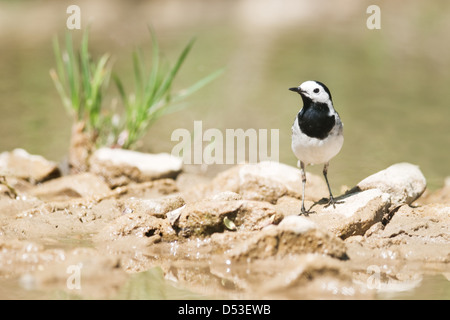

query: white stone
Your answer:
[90,148,183,187]
[278,215,317,234]
[0,148,60,183]
[238,161,301,194]
[309,189,391,239]
[357,163,426,208]
[93,148,183,175]
[321,189,391,218]
[235,161,328,202]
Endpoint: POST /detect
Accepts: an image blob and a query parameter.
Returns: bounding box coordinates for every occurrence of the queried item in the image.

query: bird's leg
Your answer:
[300,161,308,215]
[323,162,336,208]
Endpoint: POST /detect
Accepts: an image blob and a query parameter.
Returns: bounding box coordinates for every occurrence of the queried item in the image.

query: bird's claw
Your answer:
[300,208,309,216]
[324,196,344,209]
[324,197,336,208]
[300,206,315,216]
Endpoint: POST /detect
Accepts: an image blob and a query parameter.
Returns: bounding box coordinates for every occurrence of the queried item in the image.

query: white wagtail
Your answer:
[289,80,344,215]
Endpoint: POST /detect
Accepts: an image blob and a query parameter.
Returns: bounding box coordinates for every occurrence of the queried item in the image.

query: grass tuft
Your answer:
[50,30,111,135]
[113,28,224,149]
[51,28,223,155]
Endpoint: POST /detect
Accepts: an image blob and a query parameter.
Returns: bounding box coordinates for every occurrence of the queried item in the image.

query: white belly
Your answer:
[291,117,344,165]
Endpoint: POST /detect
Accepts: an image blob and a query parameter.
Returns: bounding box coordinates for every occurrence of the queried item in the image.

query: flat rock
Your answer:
[111,179,179,200]
[174,200,242,237]
[173,199,283,237]
[29,172,111,201]
[187,161,328,204]
[356,162,426,209]
[228,215,348,261]
[235,200,284,231]
[89,148,183,188]
[380,204,450,241]
[309,189,391,239]
[275,196,304,217]
[0,149,60,183]
[118,195,185,218]
[348,204,450,265]
[2,198,122,241]
[97,211,177,243]
[207,191,242,201]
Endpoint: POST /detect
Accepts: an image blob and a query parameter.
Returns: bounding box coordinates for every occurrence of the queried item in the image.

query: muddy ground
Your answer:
[0,152,449,299]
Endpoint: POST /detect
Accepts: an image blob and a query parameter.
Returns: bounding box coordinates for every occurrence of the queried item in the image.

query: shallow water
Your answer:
[0,255,449,300]
[377,274,450,300]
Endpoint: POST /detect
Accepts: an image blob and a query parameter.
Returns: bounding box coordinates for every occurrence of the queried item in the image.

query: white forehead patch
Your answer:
[298,80,330,104]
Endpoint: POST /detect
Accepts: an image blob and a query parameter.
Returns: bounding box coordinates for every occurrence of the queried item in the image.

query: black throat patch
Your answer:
[297,101,335,140]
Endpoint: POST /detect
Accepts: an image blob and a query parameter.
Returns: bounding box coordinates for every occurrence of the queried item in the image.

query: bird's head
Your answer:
[289,80,332,104]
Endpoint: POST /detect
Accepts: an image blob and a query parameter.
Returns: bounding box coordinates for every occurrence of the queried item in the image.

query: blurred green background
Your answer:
[0,0,449,190]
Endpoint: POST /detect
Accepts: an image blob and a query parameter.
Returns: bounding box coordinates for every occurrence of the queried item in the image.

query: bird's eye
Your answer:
[313,88,320,93]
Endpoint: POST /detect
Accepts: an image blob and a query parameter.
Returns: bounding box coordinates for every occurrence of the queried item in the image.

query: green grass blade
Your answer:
[50,69,73,114]
[64,32,81,116]
[113,73,127,105]
[80,29,92,113]
[52,36,66,89]
[51,36,74,114]
[132,49,144,106]
[89,53,111,128]
[171,67,224,103]
[153,37,196,103]
[143,27,161,110]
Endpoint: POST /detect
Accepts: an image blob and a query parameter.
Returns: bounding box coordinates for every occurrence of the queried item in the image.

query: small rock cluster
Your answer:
[0,147,448,299]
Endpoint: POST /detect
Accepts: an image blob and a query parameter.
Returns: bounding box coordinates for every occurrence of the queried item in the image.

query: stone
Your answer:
[188,161,328,204]
[309,188,391,239]
[98,211,177,243]
[2,198,122,241]
[228,215,348,261]
[0,148,60,183]
[174,200,243,237]
[275,196,304,217]
[173,198,282,237]
[278,214,317,233]
[89,147,183,188]
[235,200,283,231]
[0,176,34,200]
[29,172,111,201]
[166,205,185,226]
[208,191,242,201]
[117,195,185,218]
[356,163,426,209]
[379,204,450,241]
[112,179,179,199]
[352,204,450,264]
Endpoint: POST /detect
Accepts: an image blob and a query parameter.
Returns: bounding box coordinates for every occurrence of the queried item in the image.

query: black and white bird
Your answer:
[289,80,344,215]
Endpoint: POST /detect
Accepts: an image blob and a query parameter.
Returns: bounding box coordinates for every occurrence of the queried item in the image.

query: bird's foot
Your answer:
[323,196,344,209]
[300,206,315,216]
[324,196,336,208]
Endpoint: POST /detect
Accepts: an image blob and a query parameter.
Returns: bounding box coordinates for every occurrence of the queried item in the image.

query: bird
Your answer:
[289,80,344,215]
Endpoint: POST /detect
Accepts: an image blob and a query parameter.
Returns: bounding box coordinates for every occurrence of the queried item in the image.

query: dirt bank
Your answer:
[0,150,449,299]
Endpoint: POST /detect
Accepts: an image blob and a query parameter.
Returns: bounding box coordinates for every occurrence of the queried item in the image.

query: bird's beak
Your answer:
[289,87,300,93]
